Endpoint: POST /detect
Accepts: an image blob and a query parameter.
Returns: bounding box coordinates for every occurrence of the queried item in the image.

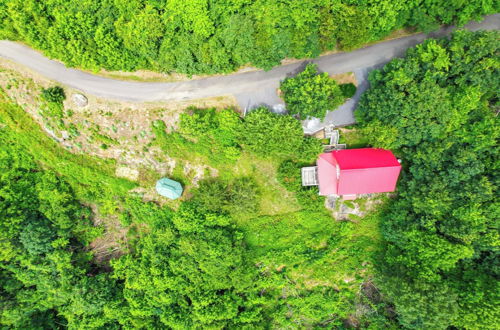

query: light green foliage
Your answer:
[356,30,500,329]
[0,91,135,201]
[241,107,313,159]
[112,201,265,328]
[277,159,304,192]
[277,159,326,211]
[181,107,242,160]
[0,88,392,327]
[40,86,66,120]
[152,107,242,165]
[153,106,322,164]
[281,63,345,119]
[239,206,392,327]
[3,0,497,74]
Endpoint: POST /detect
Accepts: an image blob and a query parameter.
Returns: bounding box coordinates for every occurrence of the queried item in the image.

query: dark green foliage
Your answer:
[296,187,324,210]
[0,143,121,328]
[340,83,357,98]
[191,177,260,215]
[0,89,398,328]
[277,159,304,192]
[297,136,324,163]
[281,63,344,119]
[18,220,56,255]
[40,86,66,120]
[277,159,325,210]
[41,86,65,104]
[356,30,500,329]
[3,0,497,75]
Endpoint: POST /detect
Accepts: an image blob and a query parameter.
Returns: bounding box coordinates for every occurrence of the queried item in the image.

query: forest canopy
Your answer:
[0,0,498,74]
[356,30,500,329]
[0,91,379,328]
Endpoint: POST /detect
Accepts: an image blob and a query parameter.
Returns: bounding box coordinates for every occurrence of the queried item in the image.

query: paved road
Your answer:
[0,14,498,131]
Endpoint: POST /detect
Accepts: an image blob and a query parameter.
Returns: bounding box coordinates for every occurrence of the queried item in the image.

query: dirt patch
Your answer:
[361,281,382,303]
[331,194,386,221]
[115,166,140,181]
[88,63,261,83]
[330,72,358,86]
[276,264,286,272]
[94,69,192,83]
[0,58,235,189]
[183,162,216,187]
[87,204,129,265]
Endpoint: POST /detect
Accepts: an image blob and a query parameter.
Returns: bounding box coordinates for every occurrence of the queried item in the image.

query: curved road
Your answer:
[0,14,499,130]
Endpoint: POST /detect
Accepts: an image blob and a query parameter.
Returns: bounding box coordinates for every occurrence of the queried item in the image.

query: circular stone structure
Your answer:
[155,178,183,200]
[72,93,88,107]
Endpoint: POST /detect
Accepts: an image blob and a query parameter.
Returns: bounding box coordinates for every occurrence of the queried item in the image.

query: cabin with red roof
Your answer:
[313,148,401,199]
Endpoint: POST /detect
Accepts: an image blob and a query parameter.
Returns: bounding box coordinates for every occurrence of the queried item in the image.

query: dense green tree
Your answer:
[0,142,121,328]
[152,107,243,165]
[281,63,345,119]
[112,201,265,328]
[355,30,500,329]
[1,0,497,75]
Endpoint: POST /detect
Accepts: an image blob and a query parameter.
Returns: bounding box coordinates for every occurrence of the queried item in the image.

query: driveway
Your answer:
[0,14,498,131]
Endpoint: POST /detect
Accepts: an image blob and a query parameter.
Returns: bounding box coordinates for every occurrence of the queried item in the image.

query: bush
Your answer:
[191,177,260,215]
[153,108,243,165]
[277,160,303,192]
[19,220,56,255]
[241,107,303,158]
[41,86,65,104]
[340,83,357,98]
[277,160,325,210]
[296,136,323,163]
[280,64,344,119]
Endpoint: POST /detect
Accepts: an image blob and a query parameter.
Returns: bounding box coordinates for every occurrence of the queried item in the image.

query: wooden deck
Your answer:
[301,166,319,186]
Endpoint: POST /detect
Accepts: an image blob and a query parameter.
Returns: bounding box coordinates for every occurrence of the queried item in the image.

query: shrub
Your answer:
[191,177,260,215]
[277,159,325,210]
[41,86,66,104]
[280,64,344,119]
[297,136,323,163]
[241,107,303,158]
[340,83,357,98]
[277,160,303,192]
[296,187,324,210]
[227,177,260,214]
[153,109,243,165]
[19,220,56,255]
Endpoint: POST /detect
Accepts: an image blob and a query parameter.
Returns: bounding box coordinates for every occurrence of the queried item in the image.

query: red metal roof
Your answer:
[317,148,401,196]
